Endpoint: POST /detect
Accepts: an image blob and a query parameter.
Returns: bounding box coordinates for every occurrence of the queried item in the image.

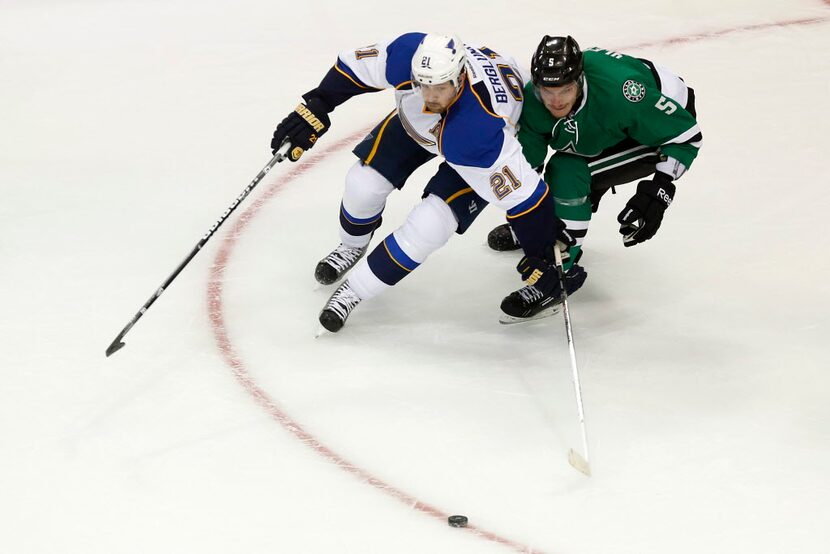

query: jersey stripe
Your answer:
[334,59,377,90]
[506,180,549,218]
[364,110,398,164]
[383,235,420,272]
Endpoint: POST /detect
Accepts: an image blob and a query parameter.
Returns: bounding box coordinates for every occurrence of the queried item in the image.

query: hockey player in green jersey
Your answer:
[488,35,702,275]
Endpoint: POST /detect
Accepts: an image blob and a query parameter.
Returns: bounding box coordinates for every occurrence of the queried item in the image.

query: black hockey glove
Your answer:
[271,96,331,162]
[517,254,561,297]
[516,237,573,297]
[617,172,676,247]
[556,227,577,264]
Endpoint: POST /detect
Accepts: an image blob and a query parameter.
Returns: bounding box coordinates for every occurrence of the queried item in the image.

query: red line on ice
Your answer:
[622,11,829,50]
[207,9,829,553]
[207,131,537,552]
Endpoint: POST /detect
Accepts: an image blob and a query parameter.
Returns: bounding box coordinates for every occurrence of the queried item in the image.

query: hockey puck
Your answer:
[448,515,468,528]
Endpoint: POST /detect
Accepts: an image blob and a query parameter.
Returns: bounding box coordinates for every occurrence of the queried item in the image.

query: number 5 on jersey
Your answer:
[655,95,677,115]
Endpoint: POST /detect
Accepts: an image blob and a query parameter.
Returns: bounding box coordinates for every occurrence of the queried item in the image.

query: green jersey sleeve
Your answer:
[603,52,702,170]
[517,83,554,170]
[623,85,701,169]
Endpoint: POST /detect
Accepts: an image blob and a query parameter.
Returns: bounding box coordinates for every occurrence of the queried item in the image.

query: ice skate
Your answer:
[314,243,369,285]
[487,223,521,251]
[499,264,587,324]
[319,282,363,332]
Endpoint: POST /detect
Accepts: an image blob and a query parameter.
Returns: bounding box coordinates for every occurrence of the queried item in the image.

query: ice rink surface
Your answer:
[2,0,829,552]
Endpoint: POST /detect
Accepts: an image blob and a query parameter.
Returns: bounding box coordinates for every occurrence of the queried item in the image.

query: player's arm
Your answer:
[270,33,425,161]
[445,129,572,294]
[626,62,702,178]
[517,83,553,172]
[617,69,702,246]
[629,100,701,179]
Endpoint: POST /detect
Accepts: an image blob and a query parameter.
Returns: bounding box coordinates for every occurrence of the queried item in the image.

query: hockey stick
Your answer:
[105,142,292,357]
[553,246,592,477]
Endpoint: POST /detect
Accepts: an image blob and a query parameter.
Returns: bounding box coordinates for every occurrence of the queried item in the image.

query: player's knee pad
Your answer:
[393,194,458,262]
[342,162,396,219]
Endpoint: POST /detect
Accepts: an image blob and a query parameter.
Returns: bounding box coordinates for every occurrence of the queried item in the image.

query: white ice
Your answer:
[2,0,829,552]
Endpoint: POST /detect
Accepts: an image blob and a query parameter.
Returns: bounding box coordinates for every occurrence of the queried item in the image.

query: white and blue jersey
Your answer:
[314,33,551,225]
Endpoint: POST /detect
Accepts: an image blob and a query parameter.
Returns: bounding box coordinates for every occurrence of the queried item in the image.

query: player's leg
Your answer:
[544,153,592,272]
[314,162,393,285]
[488,154,591,268]
[516,154,593,270]
[586,138,661,211]
[498,172,589,323]
[319,163,487,332]
[315,111,436,284]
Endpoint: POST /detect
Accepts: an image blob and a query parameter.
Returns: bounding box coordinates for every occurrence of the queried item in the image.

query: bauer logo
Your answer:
[622,80,646,102]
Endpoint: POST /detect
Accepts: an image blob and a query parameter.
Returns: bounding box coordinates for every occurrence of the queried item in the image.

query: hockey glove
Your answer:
[617,172,676,247]
[516,255,561,297]
[516,241,571,297]
[271,96,331,162]
[556,227,577,264]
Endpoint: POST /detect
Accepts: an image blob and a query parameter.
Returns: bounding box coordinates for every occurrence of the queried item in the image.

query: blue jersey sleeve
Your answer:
[384,32,426,88]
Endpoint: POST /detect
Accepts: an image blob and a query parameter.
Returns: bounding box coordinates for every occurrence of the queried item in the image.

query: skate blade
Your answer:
[498,304,561,325]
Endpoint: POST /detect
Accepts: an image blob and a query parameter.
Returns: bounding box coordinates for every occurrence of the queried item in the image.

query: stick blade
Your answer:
[568,448,591,477]
[106,340,125,357]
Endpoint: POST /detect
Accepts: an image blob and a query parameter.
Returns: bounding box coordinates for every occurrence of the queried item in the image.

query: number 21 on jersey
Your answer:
[490,165,522,199]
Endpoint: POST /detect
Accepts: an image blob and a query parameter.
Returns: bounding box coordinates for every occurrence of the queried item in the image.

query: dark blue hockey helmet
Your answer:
[531,35,583,87]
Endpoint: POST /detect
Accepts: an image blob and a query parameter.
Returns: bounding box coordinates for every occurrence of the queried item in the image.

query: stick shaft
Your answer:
[553,247,590,465]
[105,144,290,356]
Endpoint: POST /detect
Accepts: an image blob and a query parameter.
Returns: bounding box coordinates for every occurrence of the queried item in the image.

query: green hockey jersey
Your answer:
[519,48,702,173]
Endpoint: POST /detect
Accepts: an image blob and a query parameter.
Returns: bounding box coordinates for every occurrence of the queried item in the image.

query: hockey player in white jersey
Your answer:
[270,33,574,331]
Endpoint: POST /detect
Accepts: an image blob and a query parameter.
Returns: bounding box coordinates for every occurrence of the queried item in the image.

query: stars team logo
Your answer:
[622,80,646,102]
[564,119,578,134]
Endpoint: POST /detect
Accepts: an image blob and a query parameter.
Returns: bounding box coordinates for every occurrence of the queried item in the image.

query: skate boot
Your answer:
[315,243,369,285]
[319,282,363,332]
[499,264,587,324]
[487,223,521,251]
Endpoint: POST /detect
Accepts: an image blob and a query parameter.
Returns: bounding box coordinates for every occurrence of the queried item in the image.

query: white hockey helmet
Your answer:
[411,34,466,89]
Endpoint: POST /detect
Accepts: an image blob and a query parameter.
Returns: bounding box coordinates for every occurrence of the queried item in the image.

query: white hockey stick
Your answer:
[553,246,591,477]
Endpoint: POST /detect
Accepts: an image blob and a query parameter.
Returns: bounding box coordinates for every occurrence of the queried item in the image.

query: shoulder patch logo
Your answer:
[622,80,646,102]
